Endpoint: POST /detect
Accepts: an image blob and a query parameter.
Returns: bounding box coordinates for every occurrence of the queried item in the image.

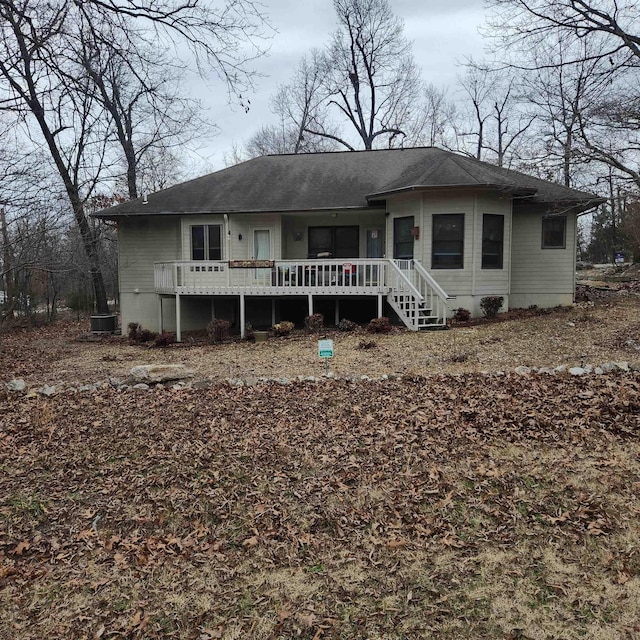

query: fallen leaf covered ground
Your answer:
[1,294,639,638]
[1,372,639,639]
[0,296,639,387]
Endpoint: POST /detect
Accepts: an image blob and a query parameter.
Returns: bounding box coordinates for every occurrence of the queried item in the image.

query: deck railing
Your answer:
[154,259,389,295]
[410,259,453,323]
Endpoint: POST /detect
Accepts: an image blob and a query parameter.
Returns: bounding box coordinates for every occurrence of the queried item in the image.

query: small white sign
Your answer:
[318,339,334,358]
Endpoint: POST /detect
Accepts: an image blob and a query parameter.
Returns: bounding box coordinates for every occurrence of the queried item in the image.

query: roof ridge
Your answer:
[264,146,436,159]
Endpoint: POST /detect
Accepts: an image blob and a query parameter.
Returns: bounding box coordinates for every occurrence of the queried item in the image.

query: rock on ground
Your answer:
[130,364,195,383]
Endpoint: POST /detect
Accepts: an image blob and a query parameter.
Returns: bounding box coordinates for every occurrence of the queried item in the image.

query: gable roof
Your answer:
[95,147,602,218]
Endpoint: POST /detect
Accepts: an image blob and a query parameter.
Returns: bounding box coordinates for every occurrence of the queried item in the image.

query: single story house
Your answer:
[95,147,602,339]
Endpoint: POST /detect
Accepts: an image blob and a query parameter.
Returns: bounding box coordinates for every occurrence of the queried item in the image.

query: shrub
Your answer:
[154,331,176,347]
[244,323,255,341]
[337,318,358,332]
[304,313,324,333]
[127,322,140,341]
[453,307,471,322]
[272,320,295,337]
[480,296,504,319]
[127,323,156,343]
[367,317,391,333]
[357,339,377,350]
[207,318,231,343]
[138,328,156,342]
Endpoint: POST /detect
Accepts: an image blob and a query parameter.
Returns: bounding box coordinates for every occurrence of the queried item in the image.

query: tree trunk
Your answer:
[1,207,15,318]
[29,102,110,314]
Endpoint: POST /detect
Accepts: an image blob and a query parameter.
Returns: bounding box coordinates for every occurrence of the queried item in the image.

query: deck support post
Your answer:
[176,294,181,342]
[158,296,163,334]
[271,299,276,326]
[377,293,383,318]
[240,294,246,338]
[308,293,313,317]
[335,298,340,326]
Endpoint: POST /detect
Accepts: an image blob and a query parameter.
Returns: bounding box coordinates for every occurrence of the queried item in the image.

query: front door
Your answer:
[366,228,384,258]
[393,216,414,263]
[253,229,271,282]
[366,228,384,286]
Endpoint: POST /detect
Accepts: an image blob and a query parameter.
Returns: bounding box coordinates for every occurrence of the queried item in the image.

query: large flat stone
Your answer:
[130,364,195,383]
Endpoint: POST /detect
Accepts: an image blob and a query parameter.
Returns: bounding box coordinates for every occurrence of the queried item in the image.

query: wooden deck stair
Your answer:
[387,292,443,330]
[386,260,452,331]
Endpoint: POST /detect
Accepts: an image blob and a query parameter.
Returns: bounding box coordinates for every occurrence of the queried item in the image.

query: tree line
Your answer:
[0,0,270,325]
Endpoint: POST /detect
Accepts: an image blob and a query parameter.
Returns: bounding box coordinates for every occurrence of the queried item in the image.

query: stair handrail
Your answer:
[411,260,453,301]
[387,260,424,301]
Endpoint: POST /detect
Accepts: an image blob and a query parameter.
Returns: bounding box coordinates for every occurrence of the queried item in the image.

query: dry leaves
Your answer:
[0,314,640,638]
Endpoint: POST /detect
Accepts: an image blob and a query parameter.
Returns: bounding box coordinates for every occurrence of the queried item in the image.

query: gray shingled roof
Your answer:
[95,147,601,218]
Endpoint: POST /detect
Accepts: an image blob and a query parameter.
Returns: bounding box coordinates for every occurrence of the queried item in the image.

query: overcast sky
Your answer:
[190,0,489,171]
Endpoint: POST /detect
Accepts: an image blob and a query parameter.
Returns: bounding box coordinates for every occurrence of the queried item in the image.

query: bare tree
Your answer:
[455,66,495,160]
[243,50,340,157]
[303,0,421,150]
[74,9,214,199]
[136,146,186,194]
[454,65,535,167]
[403,83,457,149]
[0,2,113,313]
[518,33,607,186]
[486,0,640,188]
[0,0,271,313]
[622,198,640,261]
[270,50,338,154]
[245,121,299,158]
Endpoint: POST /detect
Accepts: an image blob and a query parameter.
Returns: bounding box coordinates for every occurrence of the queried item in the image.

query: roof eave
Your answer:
[513,195,606,215]
[93,203,387,219]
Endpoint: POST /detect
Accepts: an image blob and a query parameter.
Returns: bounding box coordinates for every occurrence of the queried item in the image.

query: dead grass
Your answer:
[0,296,639,387]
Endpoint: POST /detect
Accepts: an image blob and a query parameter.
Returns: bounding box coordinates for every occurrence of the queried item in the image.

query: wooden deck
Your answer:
[154,259,389,296]
[154,259,453,337]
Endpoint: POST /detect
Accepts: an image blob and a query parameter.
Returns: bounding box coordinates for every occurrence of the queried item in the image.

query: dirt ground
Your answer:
[1,294,640,388]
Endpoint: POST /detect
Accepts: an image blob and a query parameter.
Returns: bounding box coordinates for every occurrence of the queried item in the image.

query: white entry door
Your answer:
[253,229,271,282]
[366,228,384,285]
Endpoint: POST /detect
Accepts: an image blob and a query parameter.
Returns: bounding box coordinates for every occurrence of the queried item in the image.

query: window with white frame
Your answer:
[191,225,222,260]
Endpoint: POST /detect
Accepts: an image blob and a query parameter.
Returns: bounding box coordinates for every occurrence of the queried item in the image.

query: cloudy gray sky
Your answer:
[191,0,488,170]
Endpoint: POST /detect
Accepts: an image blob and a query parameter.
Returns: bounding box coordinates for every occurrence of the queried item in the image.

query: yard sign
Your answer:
[318,339,334,358]
[318,338,334,375]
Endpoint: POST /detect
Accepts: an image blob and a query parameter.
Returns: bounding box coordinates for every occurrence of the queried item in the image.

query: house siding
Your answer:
[387,191,512,315]
[118,216,180,331]
[510,208,577,309]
